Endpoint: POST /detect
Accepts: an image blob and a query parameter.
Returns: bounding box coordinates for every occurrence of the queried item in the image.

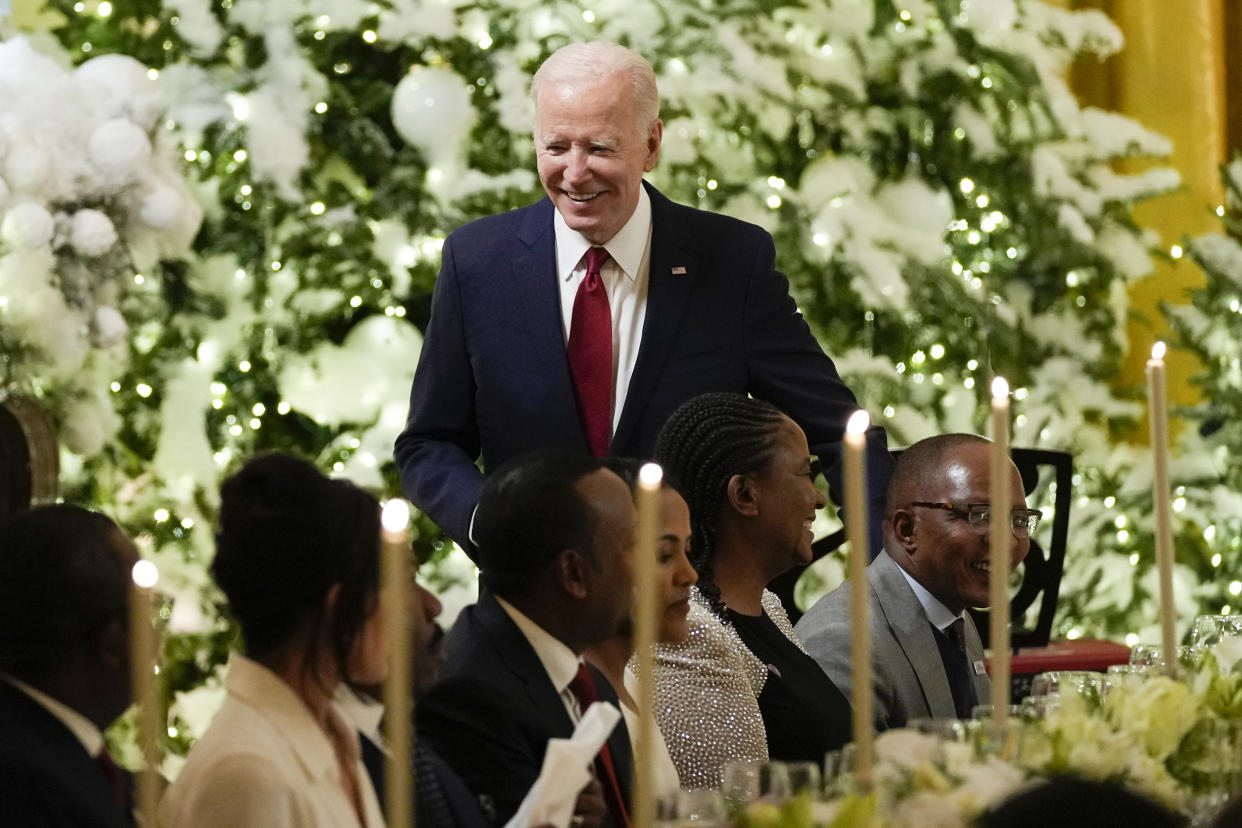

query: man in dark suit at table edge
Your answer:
[394,40,893,554]
[418,451,634,827]
[0,504,138,828]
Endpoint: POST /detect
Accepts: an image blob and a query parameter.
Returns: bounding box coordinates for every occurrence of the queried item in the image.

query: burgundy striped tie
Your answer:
[567,247,613,456]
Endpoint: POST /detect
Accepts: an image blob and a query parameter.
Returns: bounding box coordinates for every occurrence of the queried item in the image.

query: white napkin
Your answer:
[504,701,623,828]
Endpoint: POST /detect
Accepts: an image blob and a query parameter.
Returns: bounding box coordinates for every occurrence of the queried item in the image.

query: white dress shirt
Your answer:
[0,672,103,757]
[158,654,385,828]
[553,186,653,436]
[898,566,967,634]
[495,595,588,722]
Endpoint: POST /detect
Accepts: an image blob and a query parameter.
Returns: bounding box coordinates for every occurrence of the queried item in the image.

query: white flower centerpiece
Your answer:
[793,647,1242,827]
[0,36,200,454]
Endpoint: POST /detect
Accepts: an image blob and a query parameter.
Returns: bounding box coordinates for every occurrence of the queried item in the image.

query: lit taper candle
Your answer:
[129,559,162,826]
[381,498,414,827]
[844,409,873,791]
[631,462,663,828]
[1148,342,1178,675]
[989,377,1011,726]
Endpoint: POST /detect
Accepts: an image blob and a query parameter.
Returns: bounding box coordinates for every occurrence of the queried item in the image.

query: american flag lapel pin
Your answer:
[671,265,687,275]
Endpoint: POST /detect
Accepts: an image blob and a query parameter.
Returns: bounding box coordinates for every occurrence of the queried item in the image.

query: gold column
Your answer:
[1061,0,1228,410]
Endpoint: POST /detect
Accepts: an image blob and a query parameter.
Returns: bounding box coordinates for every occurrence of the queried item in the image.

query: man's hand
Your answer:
[571,778,606,828]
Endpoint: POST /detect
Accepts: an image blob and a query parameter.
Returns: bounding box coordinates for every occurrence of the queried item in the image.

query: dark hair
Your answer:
[0,504,130,677]
[977,775,1181,828]
[474,451,608,600]
[211,453,380,688]
[885,433,990,519]
[602,457,643,493]
[653,392,787,615]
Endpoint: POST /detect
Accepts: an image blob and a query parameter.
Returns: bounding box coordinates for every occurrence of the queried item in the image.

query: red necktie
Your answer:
[567,664,631,828]
[567,247,613,457]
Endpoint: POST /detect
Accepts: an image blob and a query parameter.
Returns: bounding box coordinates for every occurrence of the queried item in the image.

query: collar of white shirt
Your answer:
[333,684,385,750]
[897,565,966,633]
[553,185,652,284]
[1,671,104,757]
[494,594,582,698]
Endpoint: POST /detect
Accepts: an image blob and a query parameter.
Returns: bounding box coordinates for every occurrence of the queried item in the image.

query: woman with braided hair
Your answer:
[650,392,853,789]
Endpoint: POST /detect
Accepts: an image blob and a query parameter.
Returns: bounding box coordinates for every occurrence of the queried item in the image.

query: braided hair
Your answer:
[653,392,787,617]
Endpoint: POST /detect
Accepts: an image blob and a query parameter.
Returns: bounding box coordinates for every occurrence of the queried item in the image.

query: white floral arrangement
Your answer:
[745,648,1242,827]
[0,36,200,454]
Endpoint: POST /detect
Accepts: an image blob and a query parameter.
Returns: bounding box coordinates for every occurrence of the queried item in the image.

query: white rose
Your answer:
[71,208,118,256]
[1,201,55,248]
[92,305,128,347]
[3,144,51,195]
[88,118,152,186]
[62,398,109,456]
[138,184,183,229]
[875,728,945,770]
[1104,676,1199,760]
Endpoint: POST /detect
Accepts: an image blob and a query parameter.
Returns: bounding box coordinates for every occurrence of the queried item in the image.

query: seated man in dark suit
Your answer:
[0,504,139,828]
[351,582,500,828]
[419,451,635,827]
[795,434,1036,727]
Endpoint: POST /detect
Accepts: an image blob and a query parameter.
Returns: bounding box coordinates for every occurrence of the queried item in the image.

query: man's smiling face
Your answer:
[534,73,661,245]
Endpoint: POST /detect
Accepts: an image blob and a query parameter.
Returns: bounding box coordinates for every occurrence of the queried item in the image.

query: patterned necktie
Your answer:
[567,664,631,828]
[946,617,967,654]
[934,619,975,719]
[567,247,613,457]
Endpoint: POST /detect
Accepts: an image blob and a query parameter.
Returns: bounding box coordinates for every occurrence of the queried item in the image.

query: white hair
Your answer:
[530,41,660,138]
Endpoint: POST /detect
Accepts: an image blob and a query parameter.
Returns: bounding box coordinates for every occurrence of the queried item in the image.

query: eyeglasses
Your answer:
[908,501,1043,538]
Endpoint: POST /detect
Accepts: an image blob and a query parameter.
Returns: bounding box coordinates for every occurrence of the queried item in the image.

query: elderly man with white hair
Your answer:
[395,41,892,557]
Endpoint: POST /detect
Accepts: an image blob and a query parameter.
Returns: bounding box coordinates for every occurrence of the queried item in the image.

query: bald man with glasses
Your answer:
[795,433,1037,728]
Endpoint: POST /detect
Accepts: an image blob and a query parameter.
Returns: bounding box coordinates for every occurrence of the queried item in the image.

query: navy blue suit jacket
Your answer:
[0,680,133,828]
[417,592,633,827]
[395,182,893,548]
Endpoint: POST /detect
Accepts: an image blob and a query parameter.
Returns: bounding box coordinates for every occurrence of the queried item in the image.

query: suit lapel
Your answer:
[871,554,957,718]
[475,593,577,738]
[964,615,993,705]
[514,200,590,452]
[612,183,698,453]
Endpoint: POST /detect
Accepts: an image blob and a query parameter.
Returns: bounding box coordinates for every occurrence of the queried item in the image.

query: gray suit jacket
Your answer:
[793,551,991,729]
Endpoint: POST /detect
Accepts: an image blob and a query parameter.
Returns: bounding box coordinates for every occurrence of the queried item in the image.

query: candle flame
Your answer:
[1151,341,1166,360]
[381,499,411,533]
[991,376,1009,399]
[846,409,870,435]
[132,559,160,589]
[638,462,663,489]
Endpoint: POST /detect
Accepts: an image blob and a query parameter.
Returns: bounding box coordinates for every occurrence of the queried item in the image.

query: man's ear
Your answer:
[93,616,128,672]
[725,473,759,518]
[557,549,590,600]
[892,510,917,553]
[643,119,663,172]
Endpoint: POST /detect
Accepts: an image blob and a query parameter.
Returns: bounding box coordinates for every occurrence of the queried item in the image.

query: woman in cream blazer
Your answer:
[160,454,388,828]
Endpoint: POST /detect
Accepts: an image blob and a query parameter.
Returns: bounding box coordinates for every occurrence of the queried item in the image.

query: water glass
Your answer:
[1129,643,1204,674]
[655,789,727,827]
[823,745,856,796]
[759,762,792,801]
[783,761,822,798]
[970,704,1025,721]
[904,717,970,741]
[720,759,761,809]
[1027,671,1103,703]
[1191,615,1242,649]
